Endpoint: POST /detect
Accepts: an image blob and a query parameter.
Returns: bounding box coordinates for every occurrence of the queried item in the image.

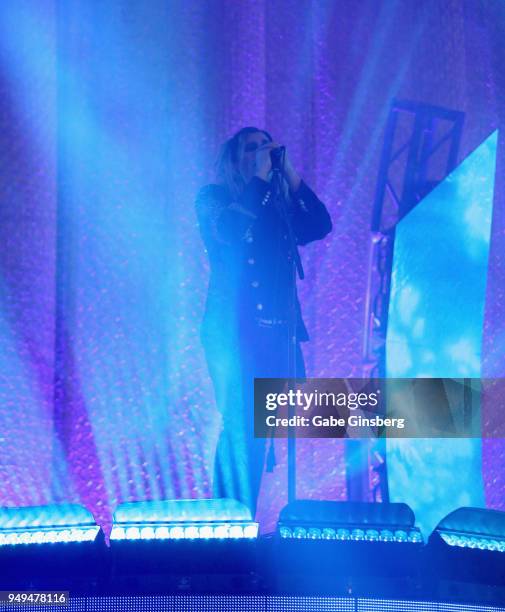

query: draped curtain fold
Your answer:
[0,0,503,532]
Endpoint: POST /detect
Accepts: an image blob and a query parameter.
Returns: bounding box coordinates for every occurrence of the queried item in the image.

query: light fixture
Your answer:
[0,504,100,546]
[110,498,259,541]
[431,507,505,553]
[277,500,422,544]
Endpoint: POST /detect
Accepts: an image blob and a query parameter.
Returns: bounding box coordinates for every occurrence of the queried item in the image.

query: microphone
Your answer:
[270,145,286,171]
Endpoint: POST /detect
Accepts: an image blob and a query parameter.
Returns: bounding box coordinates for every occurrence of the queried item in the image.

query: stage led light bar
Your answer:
[440,533,505,552]
[0,503,100,546]
[433,507,505,553]
[278,525,422,543]
[110,522,258,541]
[110,498,259,541]
[277,500,423,544]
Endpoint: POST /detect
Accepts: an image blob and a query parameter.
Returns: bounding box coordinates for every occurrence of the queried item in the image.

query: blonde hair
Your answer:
[215,127,273,199]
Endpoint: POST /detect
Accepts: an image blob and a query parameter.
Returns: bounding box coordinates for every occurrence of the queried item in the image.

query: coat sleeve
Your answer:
[195,184,230,250]
[289,181,332,246]
[195,179,273,248]
[196,179,332,248]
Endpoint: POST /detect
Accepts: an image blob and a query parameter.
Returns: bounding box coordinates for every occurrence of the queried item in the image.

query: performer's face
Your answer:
[237,131,271,183]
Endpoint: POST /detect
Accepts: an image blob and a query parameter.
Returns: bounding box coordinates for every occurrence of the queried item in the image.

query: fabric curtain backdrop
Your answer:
[0,0,504,533]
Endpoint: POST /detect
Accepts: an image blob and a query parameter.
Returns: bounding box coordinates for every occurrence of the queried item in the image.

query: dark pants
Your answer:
[203,322,305,517]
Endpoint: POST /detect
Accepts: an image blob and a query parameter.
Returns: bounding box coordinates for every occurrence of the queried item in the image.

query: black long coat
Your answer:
[196,176,332,513]
[196,176,332,351]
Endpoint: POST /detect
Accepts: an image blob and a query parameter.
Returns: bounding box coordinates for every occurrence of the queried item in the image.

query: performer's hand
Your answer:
[254,142,302,192]
[254,142,276,181]
[283,149,302,193]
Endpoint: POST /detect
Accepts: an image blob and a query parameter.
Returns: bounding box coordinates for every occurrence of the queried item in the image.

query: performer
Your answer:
[196,127,332,515]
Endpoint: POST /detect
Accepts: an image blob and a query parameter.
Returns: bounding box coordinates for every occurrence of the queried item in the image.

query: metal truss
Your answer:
[346,99,465,503]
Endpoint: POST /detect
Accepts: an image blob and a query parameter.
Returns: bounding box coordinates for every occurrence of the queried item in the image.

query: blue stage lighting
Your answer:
[277,501,423,543]
[432,507,505,553]
[0,504,100,546]
[110,498,259,541]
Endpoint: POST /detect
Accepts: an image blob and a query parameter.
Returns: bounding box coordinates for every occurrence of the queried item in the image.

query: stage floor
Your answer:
[1,595,505,612]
